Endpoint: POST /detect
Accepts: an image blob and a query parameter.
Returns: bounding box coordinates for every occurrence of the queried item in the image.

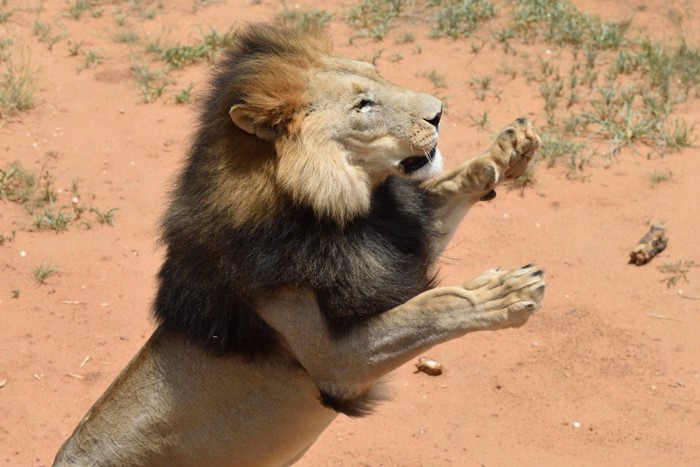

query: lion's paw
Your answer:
[472,118,540,200]
[461,264,545,330]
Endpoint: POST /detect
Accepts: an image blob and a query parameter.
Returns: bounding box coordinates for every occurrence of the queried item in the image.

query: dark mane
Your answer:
[152,24,440,357]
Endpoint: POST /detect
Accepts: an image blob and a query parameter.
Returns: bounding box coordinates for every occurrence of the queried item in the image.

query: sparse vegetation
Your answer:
[0,162,34,202]
[0,50,39,119]
[34,207,71,232]
[174,83,193,104]
[1,162,116,231]
[91,207,118,226]
[429,0,496,38]
[67,41,83,56]
[0,0,13,23]
[0,230,15,245]
[424,69,446,89]
[337,0,697,167]
[32,21,67,50]
[64,0,93,20]
[114,30,140,44]
[346,0,407,40]
[649,169,672,185]
[468,73,493,100]
[469,111,490,128]
[396,31,414,44]
[130,55,169,103]
[0,37,12,62]
[82,48,103,68]
[129,0,162,19]
[33,264,58,284]
[277,3,333,31]
[658,260,698,289]
[146,27,235,70]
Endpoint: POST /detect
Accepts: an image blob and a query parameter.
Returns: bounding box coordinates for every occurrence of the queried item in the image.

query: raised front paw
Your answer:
[473,118,541,200]
[461,264,545,330]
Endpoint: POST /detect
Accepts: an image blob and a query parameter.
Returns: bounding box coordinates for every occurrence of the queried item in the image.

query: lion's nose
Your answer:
[425,109,442,128]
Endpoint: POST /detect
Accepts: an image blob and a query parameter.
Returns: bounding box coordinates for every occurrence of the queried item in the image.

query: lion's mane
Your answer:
[153,24,440,357]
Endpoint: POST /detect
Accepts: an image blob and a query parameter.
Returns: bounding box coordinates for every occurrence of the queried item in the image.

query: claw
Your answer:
[480,189,497,201]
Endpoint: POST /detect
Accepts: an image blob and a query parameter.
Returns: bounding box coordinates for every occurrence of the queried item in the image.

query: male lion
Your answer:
[54,24,544,466]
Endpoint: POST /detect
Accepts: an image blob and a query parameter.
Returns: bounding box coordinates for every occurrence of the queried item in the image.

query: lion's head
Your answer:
[190,24,443,226]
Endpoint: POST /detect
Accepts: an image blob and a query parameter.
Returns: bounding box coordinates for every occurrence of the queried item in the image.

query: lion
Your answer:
[53,23,544,466]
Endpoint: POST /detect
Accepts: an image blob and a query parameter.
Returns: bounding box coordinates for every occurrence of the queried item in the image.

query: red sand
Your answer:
[1,1,698,465]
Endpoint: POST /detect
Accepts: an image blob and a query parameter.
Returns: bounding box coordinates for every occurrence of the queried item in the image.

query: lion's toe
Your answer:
[463,264,545,330]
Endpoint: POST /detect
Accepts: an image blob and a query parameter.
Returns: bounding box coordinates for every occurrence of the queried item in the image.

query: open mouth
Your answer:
[399,147,437,174]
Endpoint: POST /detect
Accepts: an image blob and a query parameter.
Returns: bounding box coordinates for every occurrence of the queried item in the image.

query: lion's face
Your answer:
[304,57,443,183]
[227,30,443,224]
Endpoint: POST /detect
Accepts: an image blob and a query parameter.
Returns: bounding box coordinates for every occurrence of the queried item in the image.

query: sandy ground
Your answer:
[1,0,699,465]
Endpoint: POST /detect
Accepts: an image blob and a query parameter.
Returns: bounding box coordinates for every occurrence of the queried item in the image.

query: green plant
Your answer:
[33,264,58,284]
[649,169,672,185]
[468,73,492,100]
[537,131,586,177]
[114,31,139,44]
[67,41,83,56]
[660,117,695,151]
[396,31,414,44]
[424,69,446,89]
[83,49,103,68]
[346,0,406,40]
[0,50,40,119]
[147,27,235,70]
[0,230,15,245]
[0,37,12,62]
[32,21,67,50]
[130,55,169,103]
[658,260,698,288]
[429,0,496,39]
[114,12,128,27]
[540,79,563,112]
[129,0,161,19]
[91,207,118,226]
[64,0,92,20]
[387,52,403,63]
[469,111,490,128]
[0,0,14,23]
[175,83,193,104]
[0,162,35,203]
[277,3,333,31]
[34,207,70,231]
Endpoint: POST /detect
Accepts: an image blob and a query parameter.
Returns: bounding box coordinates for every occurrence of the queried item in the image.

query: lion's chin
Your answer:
[398,148,443,180]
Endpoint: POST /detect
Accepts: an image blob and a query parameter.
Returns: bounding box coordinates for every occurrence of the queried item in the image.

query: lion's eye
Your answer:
[356,98,374,112]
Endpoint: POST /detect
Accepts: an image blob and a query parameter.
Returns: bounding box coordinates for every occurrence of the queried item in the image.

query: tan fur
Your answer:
[54,24,544,467]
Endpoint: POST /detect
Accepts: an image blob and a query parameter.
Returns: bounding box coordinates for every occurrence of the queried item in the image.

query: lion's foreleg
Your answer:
[257,265,544,414]
[423,118,541,253]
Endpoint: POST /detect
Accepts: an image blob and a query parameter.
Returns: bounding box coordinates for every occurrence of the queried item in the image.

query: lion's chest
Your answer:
[244,177,439,330]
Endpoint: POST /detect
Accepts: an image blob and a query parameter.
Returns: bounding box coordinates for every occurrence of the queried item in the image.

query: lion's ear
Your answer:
[229,105,278,141]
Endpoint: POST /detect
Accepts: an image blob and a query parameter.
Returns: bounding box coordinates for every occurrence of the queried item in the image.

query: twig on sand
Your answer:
[647,313,685,322]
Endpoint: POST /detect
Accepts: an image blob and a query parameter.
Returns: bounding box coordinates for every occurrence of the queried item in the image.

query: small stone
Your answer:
[415,357,443,376]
